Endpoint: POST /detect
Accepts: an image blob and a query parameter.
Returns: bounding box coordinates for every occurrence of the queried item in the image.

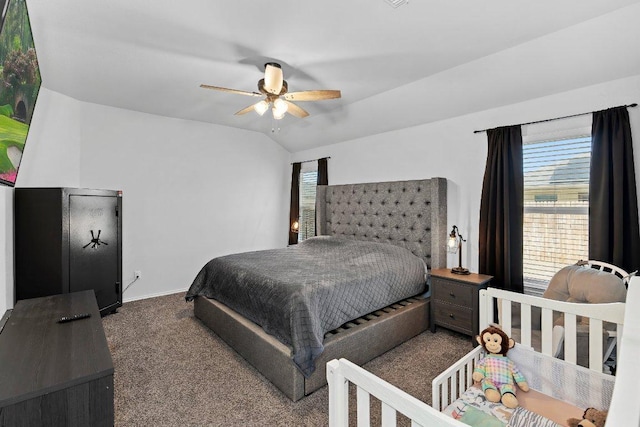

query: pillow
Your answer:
[544,264,626,330]
[543,265,626,304]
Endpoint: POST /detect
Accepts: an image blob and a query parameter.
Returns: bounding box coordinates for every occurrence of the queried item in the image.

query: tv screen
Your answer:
[0,0,41,186]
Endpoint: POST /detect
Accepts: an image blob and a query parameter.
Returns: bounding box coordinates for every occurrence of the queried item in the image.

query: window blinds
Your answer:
[523,136,591,294]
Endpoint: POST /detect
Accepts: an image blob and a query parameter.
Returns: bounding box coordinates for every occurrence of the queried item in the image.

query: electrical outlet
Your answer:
[134,270,142,280]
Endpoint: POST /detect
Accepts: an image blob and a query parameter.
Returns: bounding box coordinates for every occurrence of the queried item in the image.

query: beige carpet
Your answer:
[102,292,472,426]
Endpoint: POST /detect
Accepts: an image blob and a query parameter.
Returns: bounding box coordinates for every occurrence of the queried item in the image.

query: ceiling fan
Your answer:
[200,62,341,120]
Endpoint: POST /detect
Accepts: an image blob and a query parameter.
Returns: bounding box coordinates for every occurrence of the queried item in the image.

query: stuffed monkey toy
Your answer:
[472,326,529,408]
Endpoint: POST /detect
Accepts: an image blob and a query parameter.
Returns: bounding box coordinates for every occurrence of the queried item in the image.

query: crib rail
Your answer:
[431,346,482,412]
[327,358,460,427]
[480,287,625,372]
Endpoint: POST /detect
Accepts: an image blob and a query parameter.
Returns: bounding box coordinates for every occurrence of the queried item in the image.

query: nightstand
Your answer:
[430,268,493,337]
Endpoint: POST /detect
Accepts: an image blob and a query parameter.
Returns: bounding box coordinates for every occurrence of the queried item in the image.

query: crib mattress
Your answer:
[443,385,584,427]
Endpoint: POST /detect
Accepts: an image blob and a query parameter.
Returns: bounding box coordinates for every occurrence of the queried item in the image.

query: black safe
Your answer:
[14,188,122,314]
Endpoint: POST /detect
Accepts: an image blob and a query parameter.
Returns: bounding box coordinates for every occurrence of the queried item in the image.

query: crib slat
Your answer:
[442,379,448,408]
[541,308,553,356]
[357,386,370,427]
[450,370,457,402]
[564,313,577,364]
[381,402,396,427]
[589,319,604,372]
[616,324,623,363]
[501,299,512,336]
[521,303,532,348]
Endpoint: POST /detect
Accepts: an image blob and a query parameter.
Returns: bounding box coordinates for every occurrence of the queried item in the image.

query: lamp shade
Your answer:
[272,98,288,120]
[254,100,269,116]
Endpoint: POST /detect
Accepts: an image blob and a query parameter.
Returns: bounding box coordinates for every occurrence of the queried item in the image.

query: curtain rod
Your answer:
[290,157,331,165]
[473,103,638,134]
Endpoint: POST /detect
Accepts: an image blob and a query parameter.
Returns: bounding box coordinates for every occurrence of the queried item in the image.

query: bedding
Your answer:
[185,235,427,377]
[442,385,581,427]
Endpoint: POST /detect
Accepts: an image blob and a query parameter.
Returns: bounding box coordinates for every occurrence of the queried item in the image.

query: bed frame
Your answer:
[327,278,640,426]
[193,177,447,401]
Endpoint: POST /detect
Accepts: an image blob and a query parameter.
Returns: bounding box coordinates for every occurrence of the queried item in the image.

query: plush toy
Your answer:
[472,326,529,409]
[567,408,608,427]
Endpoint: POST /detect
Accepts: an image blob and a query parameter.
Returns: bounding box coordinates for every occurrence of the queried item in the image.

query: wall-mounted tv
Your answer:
[0,0,41,187]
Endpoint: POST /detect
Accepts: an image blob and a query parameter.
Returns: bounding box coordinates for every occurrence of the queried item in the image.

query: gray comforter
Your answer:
[185,236,427,377]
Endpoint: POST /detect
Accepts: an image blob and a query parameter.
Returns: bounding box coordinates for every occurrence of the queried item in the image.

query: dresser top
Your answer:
[0,291,113,407]
[430,268,493,285]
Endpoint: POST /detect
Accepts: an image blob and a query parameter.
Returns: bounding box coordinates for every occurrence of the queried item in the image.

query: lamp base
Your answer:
[451,267,470,275]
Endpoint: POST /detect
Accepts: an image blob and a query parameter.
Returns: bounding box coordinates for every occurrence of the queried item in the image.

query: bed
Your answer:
[327,276,640,426]
[186,178,448,401]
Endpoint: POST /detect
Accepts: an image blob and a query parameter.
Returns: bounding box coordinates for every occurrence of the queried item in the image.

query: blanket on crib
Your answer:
[185,236,427,377]
[443,386,564,427]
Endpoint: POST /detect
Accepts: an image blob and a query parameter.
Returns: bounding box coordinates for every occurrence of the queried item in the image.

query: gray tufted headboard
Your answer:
[315,178,447,269]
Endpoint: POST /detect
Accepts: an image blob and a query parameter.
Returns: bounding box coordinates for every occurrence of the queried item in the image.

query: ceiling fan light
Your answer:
[272,107,286,120]
[254,100,269,116]
[264,63,283,94]
[273,98,289,115]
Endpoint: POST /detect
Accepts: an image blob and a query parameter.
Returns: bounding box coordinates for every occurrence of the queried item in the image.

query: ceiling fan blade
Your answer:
[235,104,258,115]
[284,101,309,118]
[283,90,341,102]
[200,84,262,97]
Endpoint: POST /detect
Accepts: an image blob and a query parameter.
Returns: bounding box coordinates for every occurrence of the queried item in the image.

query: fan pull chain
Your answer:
[271,117,281,133]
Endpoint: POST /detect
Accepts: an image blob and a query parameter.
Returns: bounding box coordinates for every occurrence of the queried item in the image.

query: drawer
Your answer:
[432,278,474,307]
[433,301,473,334]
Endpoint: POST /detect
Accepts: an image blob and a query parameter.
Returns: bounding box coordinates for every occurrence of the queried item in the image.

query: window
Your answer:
[298,164,317,242]
[523,135,591,295]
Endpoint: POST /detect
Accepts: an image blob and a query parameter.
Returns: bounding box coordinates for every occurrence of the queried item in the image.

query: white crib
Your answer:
[327,276,640,427]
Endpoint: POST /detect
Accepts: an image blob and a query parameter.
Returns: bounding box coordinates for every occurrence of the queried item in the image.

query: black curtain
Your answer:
[315,158,329,237]
[479,125,524,292]
[317,157,328,186]
[589,106,640,272]
[289,162,301,245]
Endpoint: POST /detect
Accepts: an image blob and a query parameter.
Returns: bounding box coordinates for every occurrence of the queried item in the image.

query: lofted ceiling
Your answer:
[25,0,640,152]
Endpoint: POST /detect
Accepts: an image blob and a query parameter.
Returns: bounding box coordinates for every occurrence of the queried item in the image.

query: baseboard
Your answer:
[122,288,185,303]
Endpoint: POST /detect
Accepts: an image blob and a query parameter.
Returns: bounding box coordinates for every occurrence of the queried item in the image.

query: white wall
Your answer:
[0,90,290,312]
[77,103,291,301]
[292,74,640,274]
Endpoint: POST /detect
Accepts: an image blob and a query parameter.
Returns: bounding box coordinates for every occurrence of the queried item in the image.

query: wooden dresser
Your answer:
[0,291,114,426]
[430,268,493,337]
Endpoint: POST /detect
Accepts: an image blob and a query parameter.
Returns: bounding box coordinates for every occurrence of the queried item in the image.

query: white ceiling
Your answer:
[26,0,640,152]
